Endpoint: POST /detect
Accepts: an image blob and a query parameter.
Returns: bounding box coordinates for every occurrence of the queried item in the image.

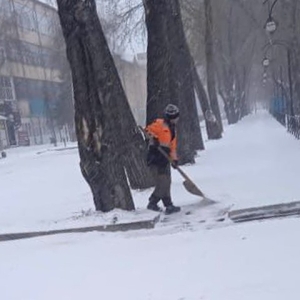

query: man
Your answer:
[145,104,181,214]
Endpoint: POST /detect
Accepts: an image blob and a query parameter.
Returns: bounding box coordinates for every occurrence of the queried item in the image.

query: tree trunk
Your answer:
[217,51,240,125]
[192,60,222,139]
[145,0,204,164]
[204,0,223,134]
[121,126,154,190]
[145,0,171,125]
[224,97,240,125]
[165,0,204,157]
[57,0,152,211]
[290,0,300,115]
[236,66,247,119]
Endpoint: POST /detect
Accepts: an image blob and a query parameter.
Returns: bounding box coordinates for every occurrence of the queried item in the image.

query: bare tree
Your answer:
[57,0,153,212]
[213,0,258,124]
[97,0,145,54]
[204,0,223,135]
[144,0,204,164]
[180,0,205,66]
[179,0,222,140]
[165,0,204,154]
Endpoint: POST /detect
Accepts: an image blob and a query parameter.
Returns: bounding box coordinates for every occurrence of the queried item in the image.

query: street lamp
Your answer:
[263,0,279,33]
[262,57,270,67]
[265,18,277,33]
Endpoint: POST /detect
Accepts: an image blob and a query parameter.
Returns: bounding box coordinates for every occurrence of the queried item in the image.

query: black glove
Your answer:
[152,137,160,147]
[171,159,178,169]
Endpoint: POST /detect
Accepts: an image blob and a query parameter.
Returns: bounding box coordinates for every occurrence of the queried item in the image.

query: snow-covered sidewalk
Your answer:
[177,110,300,209]
[1,111,300,233]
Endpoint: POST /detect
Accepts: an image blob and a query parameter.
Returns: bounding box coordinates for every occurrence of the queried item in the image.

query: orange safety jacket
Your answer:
[146,118,178,160]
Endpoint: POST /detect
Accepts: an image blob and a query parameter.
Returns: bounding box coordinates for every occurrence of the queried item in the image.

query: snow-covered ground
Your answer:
[1,110,300,300]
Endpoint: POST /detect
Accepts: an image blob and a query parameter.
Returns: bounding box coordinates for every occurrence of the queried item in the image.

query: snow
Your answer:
[0,144,92,233]
[183,111,300,209]
[1,218,300,300]
[1,110,300,300]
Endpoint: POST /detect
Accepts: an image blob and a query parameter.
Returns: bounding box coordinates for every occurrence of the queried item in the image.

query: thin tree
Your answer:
[191,56,222,139]
[179,0,223,139]
[204,0,223,136]
[214,0,257,124]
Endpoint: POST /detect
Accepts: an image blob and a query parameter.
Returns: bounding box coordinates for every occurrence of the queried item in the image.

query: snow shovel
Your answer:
[156,146,217,205]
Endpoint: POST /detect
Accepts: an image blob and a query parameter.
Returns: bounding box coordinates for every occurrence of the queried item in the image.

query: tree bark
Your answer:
[57,0,152,211]
[145,0,171,125]
[191,59,222,139]
[166,0,204,155]
[145,0,204,164]
[204,0,223,135]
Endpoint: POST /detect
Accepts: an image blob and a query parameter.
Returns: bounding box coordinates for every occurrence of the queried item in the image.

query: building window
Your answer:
[0,47,6,65]
[36,6,61,37]
[14,2,37,32]
[0,76,14,101]
[6,40,62,69]
[0,0,11,16]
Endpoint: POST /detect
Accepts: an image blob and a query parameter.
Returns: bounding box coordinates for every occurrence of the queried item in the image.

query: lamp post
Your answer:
[286,49,294,116]
[263,41,294,117]
[263,0,279,34]
[263,58,270,67]
[265,19,277,34]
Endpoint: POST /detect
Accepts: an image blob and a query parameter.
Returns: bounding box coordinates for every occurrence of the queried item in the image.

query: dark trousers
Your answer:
[149,163,172,207]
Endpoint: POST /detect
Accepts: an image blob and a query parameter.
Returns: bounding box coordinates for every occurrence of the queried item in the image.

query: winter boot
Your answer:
[165,204,181,215]
[147,202,162,212]
[147,196,162,212]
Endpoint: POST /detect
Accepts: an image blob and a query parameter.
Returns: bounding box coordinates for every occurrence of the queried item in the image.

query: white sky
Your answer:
[39,0,146,56]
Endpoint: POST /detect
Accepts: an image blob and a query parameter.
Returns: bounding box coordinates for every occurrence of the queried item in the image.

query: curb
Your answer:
[229,201,300,223]
[0,214,160,242]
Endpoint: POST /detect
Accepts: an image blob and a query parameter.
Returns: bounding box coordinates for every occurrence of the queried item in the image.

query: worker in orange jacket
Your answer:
[145,104,181,214]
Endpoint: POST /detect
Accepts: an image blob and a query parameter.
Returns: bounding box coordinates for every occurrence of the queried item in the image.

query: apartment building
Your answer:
[114,52,147,126]
[0,0,68,147]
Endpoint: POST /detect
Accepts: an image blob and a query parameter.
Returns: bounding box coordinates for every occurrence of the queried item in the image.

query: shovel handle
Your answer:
[139,126,206,197]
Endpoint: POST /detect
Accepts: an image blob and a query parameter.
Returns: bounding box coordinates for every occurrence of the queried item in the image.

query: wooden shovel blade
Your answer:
[183,180,217,204]
[183,179,205,197]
